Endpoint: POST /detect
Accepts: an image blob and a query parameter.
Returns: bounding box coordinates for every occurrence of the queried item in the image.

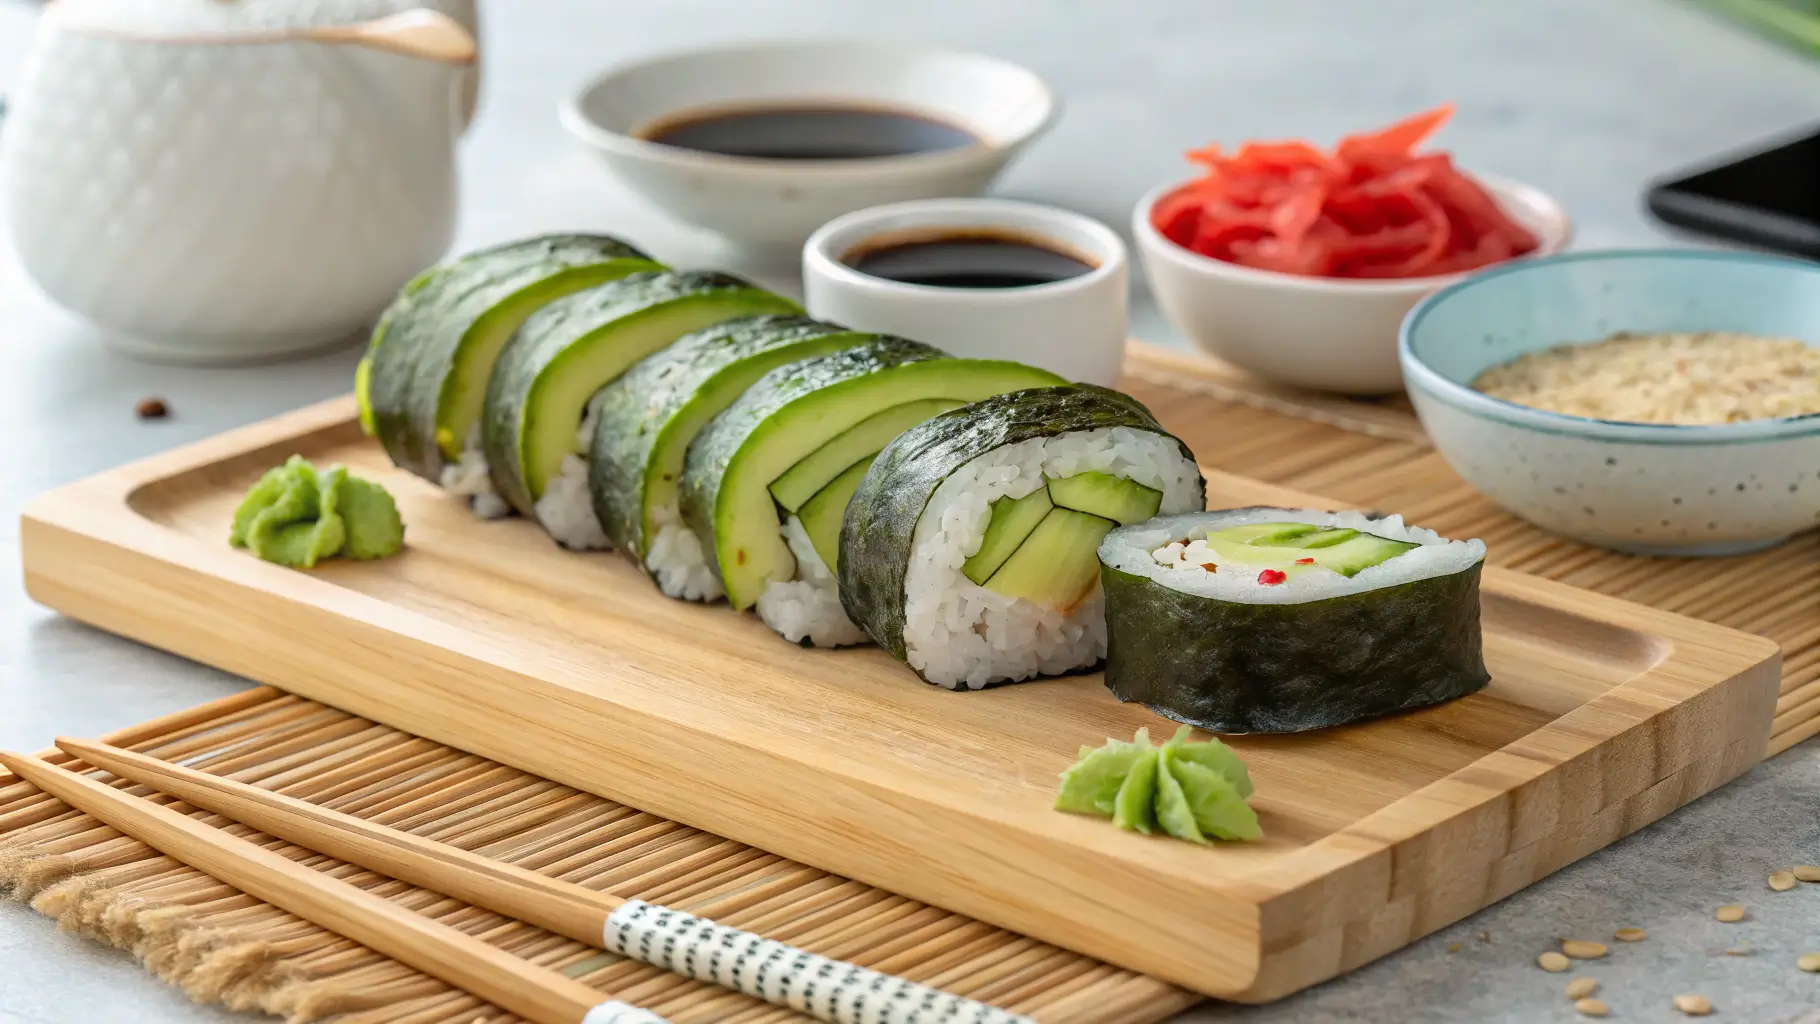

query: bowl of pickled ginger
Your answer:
[1133,104,1571,395]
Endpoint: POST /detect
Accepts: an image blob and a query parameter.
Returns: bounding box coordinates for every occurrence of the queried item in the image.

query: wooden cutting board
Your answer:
[19,394,1781,1003]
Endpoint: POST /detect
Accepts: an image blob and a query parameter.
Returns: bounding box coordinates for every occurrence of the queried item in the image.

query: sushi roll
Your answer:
[588,315,876,601]
[1098,509,1489,733]
[360,234,663,511]
[841,384,1205,688]
[681,338,1065,647]
[481,271,800,549]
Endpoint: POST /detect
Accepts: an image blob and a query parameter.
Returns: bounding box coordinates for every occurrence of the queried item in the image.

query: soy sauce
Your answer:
[638,104,977,161]
[844,230,1098,289]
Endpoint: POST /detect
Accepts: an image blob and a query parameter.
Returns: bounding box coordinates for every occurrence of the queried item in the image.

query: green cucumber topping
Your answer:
[1199,522,1417,577]
[961,487,1053,585]
[980,508,1114,612]
[1047,471,1162,525]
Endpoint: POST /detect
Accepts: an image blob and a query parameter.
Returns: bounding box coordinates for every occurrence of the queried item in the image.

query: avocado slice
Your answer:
[797,456,874,573]
[589,317,875,562]
[1200,522,1418,577]
[364,234,663,482]
[982,508,1115,611]
[1048,471,1163,526]
[961,486,1053,585]
[483,271,801,517]
[682,338,1065,611]
[768,398,962,513]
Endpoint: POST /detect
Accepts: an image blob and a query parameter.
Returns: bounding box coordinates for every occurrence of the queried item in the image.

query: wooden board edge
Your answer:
[18,505,1270,997]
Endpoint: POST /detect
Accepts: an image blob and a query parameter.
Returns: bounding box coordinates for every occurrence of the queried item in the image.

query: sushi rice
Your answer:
[643,510,723,602]
[903,426,1202,689]
[1103,507,1486,603]
[756,517,869,646]
[532,391,613,551]
[439,425,511,520]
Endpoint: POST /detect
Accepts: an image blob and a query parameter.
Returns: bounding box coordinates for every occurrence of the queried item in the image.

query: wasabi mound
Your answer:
[1055,726,1261,843]
[231,456,404,567]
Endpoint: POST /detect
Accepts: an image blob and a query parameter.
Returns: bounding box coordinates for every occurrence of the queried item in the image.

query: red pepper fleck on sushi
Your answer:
[1200,562,1218,571]
[1295,557,1315,564]
[1257,569,1288,585]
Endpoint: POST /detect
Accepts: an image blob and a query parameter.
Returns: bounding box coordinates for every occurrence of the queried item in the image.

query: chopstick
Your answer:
[52,736,1033,1024]
[0,750,665,1024]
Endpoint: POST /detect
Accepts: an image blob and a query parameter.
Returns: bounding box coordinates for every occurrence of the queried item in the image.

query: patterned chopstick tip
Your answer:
[604,900,1033,1024]
[582,1002,670,1024]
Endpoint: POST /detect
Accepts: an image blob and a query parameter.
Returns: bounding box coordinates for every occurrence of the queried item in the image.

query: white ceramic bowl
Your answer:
[1401,249,1820,557]
[1132,174,1572,394]
[802,198,1128,385]
[561,41,1057,253]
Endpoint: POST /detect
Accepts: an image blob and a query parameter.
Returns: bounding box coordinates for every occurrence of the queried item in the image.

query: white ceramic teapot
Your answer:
[1,0,480,363]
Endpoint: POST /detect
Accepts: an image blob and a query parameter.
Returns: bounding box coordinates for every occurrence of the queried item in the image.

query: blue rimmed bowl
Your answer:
[1400,249,1820,556]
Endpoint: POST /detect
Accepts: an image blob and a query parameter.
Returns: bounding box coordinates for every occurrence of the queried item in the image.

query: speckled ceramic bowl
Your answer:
[1400,249,1820,556]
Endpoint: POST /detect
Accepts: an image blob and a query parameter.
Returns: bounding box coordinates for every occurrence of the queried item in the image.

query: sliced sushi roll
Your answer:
[482,270,800,549]
[682,338,1065,647]
[588,315,876,601]
[1098,508,1489,733]
[361,234,663,511]
[841,384,1205,688]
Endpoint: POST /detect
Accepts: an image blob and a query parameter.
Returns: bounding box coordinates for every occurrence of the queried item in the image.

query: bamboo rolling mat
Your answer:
[0,687,1200,1024]
[1121,341,1820,756]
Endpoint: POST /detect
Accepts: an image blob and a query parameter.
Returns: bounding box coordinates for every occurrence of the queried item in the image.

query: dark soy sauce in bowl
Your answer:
[637,104,978,161]
[844,229,1099,289]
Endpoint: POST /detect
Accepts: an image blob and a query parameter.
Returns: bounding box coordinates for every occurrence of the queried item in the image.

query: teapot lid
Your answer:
[51,0,448,37]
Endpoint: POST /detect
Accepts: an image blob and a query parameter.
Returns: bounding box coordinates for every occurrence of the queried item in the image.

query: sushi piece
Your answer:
[682,338,1065,647]
[482,271,800,549]
[841,384,1205,688]
[361,234,663,510]
[1098,508,1489,733]
[588,315,876,601]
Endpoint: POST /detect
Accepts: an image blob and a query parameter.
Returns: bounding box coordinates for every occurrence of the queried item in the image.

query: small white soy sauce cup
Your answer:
[803,199,1128,385]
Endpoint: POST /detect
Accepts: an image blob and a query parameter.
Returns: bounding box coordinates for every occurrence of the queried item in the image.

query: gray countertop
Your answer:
[4,1,1820,1021]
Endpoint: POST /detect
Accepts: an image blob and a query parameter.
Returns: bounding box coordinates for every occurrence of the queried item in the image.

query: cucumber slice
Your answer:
[1202,527,1417,577]
[483,271,801,516]
[768,398,962,513]
[1217,522,1319,545]
[981,508,1115,612]
[1270,527,1358,549]
[1047,470,1163,526]
[365,234,662,482]
[683,339,1066,611]
[798,456,875,573]
[961,486,1053,585]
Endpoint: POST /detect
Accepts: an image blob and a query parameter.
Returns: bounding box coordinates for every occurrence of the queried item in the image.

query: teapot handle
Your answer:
[313,10,476,66]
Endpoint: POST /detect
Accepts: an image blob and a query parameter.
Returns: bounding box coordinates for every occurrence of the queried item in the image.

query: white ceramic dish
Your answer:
[1132,173,1572,395]
[561,41,1057,254]
[1,0,478,365]
[1401,249,1820,557]
[802,198,1128,386]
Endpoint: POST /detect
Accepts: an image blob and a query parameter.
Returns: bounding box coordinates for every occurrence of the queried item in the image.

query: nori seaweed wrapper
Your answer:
[841,383,1205,669]
[1100,509,1489,733]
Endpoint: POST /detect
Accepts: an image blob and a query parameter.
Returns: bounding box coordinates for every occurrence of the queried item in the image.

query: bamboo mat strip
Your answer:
[0,688,1199,1024]
[1119,344,1819,756]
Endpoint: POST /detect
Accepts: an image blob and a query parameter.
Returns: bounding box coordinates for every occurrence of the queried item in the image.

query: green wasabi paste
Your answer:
[231,456,404,567]
[1056,726,1261,843]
